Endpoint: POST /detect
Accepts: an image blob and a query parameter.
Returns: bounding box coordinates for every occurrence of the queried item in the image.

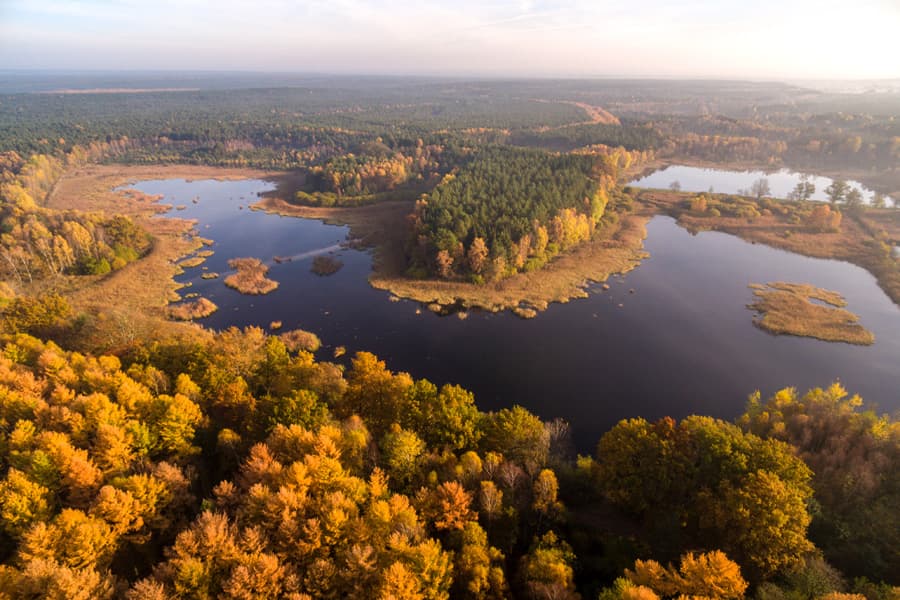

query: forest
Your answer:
[0,328,896,599]
[406,146,647,281]
[295,139,462,207]
[2,79,895,195]
[0,151,150,285]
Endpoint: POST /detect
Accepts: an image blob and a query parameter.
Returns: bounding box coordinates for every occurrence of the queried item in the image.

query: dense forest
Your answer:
[406,146,649,281]
[2,79,896,195]
[295,138,464,207]
[0,328,895,599]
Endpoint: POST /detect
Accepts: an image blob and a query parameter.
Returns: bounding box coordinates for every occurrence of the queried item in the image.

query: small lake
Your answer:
[630,165,894,205]
[132,178,900,450]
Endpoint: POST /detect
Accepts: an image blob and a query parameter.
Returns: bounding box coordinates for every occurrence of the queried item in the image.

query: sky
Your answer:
[1,0,898,79]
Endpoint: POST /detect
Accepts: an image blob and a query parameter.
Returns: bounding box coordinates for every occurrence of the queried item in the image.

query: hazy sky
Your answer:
[1,0,898,79]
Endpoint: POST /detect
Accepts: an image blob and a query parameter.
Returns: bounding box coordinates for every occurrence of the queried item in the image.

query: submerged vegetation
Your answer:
[310,255,343,276]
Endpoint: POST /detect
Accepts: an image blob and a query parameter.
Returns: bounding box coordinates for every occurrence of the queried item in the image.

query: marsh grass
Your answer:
[279,329,322,352]
[35,164,279,350]
[640,188,900,308]
[224,257,279,295]
[178,256,207,268]
[168,297,218,320]
[748,282,874,345]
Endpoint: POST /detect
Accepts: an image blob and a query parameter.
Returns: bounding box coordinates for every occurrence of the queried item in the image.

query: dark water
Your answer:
[132,178,900,450]
[630,165,895,205]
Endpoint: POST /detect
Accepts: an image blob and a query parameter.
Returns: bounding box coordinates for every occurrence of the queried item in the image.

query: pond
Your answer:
[629,165,894,205]
[132,178,900,450]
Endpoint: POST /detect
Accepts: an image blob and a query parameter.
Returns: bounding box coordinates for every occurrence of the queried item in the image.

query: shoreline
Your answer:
[43,164,287,349]
[635,156,900,201]
[44,163,899,342]
[638,188,900,307]
[253,193,651,316]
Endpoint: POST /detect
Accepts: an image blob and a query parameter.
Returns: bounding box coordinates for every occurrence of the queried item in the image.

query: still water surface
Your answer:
[630,165,894,205]
[131,177,900,449]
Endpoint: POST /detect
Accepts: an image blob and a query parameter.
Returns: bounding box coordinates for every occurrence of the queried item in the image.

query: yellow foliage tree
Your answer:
[467,237,489,275]
[623,551,748,599]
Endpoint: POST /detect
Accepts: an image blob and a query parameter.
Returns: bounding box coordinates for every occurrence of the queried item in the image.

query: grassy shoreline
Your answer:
[253,193,650,315]
[368,213,649,316]
[636,156,900,201]
[44,163,899,336]
[44,164,283,348]
[639,188,900,307]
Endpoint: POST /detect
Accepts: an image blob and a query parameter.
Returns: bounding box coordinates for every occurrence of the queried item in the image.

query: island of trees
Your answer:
[406,146,623,282]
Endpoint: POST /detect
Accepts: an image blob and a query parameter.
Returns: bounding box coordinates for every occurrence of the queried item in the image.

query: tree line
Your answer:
[0,327,895,598]
[0,149,151,285]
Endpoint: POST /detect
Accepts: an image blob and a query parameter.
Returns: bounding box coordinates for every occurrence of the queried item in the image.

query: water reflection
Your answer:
[630,165,894,205]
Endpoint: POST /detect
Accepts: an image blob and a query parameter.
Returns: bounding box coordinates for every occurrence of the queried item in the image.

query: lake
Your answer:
[630,165,895,205]
[132,177,900,450]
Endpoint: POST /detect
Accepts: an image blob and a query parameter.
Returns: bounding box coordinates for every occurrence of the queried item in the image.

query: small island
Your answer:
[224,257,279,294]
[748,282,874,345]
[279,328,322,352]
[177,255,207,269]
[167,297,218,320]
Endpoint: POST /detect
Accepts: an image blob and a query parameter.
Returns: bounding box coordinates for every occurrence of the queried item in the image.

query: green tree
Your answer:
[825,180,849,205]
[381,424,426,487]
[416,383,482,451]
[701,470,813,578]
[481,406,549,468]
[845,188,863,210]
[595,416,813,580]
[740,384,900,582]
